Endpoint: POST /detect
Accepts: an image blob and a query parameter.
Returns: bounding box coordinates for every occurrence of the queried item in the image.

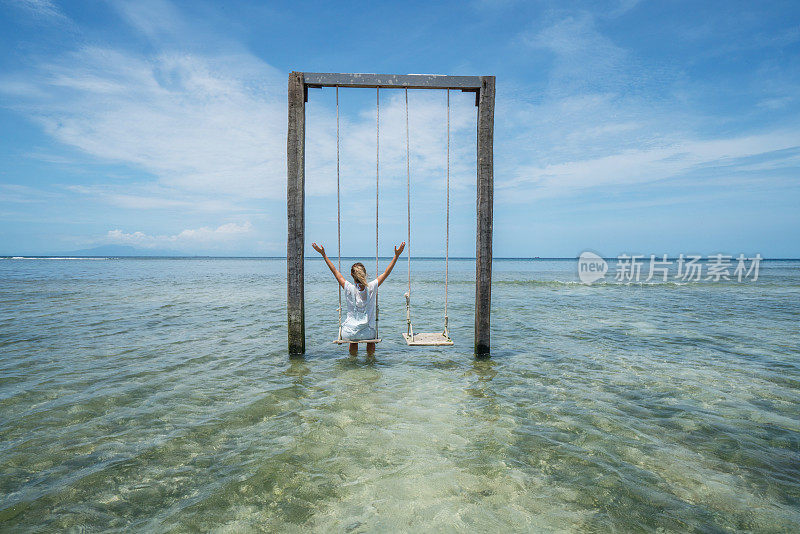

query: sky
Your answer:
[0,0,799,257]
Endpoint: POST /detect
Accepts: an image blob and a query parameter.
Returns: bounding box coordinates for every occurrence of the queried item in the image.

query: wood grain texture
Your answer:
[475,76,495,356]
[403,332,454,346]
[303,73,482,90]
[287,71,305,355]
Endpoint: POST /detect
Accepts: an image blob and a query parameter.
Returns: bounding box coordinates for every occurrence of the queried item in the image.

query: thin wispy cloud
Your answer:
[0,184,58,203]
[7,0,69,23]
[65,184,243,212]
[110,0,189,43]
[522,12,628,95]
[2,2,475,213]
[105,221,253,249]
[306,89,477,198]
[6,47,288,201]
[499,131,800,201]
[494,10,800,204]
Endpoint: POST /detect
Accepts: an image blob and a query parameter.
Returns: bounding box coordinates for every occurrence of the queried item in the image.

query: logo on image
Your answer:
[578,251,608,284]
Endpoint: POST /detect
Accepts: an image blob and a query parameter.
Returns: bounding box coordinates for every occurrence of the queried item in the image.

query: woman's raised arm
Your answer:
[376,241,405,287]
[312,243,346,288]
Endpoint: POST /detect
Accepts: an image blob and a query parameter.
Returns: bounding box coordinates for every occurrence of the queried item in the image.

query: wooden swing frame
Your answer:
[287,72,494,356]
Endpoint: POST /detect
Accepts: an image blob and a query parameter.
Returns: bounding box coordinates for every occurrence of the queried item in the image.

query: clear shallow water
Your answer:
[1,258,798,532]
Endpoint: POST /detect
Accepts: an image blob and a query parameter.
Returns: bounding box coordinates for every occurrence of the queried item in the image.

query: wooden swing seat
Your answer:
[402,332,454,346]
[333,338,382,344]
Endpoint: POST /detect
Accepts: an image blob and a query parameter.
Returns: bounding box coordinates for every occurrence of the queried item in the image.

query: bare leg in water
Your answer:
[366,342,375,356]
[349,342,358,356]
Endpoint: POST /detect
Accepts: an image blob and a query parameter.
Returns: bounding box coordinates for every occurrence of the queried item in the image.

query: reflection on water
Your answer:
[0,258,798,531]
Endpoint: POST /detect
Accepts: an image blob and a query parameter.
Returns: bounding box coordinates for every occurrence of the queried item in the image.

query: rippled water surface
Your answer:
[1,258,798,532]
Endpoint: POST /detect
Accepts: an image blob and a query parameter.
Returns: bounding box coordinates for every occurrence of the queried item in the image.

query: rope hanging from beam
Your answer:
[405,89,412,338]
[331,86,382,345]
[375,88,380,339]
[444,89,450,338]
[403,88,454,346]
[336,86,342,342]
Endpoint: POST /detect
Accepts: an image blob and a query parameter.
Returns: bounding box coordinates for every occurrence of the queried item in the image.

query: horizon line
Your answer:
[3,255,799,261]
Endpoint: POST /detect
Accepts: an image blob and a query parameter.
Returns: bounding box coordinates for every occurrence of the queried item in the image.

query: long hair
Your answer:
[351,262,368,288]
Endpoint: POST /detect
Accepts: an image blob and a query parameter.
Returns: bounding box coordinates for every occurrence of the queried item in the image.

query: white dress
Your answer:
[341,279,378,341]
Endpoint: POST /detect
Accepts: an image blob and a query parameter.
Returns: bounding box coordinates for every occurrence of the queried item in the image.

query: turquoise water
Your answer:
[1,257,798,532]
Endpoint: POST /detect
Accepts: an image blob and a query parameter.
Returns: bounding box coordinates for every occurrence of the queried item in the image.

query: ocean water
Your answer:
[1,257,798,532]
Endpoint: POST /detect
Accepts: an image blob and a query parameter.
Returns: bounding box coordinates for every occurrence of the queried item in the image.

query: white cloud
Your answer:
[305,89,477,198]
[498,14,676,175]
[105,221,253,249]
[521,12,630,96]
[493,11,800,204]
[3,44,475,213]
[7,47,288,200]
[499,131,800,201]
[65,184,243,212]
[0,184,58,203]
[110,0,188,42]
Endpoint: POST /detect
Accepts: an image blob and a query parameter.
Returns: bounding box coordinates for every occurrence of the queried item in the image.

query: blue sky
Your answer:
[1,0,799,257]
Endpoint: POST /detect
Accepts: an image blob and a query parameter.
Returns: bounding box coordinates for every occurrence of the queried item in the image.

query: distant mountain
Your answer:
[59,245,184,257]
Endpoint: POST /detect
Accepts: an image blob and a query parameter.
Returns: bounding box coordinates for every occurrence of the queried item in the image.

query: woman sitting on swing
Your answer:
[312,241,405,354]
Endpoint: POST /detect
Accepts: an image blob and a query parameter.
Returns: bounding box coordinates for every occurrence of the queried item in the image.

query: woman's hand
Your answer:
[377,242,406,287]
[315,242,345,288]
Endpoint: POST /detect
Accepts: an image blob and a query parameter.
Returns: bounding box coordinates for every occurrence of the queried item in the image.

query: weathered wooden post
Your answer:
[287,71,305,354]
[475,76,495,356]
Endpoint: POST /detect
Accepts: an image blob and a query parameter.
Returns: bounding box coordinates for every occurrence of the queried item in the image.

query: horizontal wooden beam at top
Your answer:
[301,72,484,90]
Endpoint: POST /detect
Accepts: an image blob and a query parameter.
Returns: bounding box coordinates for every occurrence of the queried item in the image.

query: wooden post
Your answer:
[475,76,495,356]
[287,71,305,354]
